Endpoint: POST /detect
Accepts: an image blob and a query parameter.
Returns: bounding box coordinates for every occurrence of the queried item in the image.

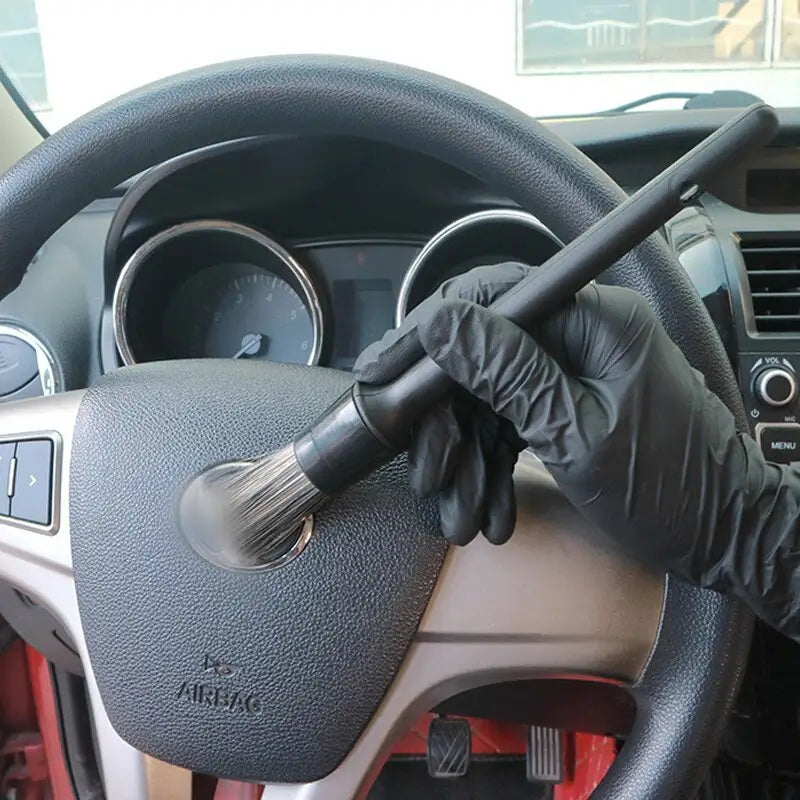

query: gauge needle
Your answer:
[232,333,264,359]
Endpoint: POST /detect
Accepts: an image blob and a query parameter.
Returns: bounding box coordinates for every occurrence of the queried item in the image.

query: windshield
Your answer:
[2,0,799,132]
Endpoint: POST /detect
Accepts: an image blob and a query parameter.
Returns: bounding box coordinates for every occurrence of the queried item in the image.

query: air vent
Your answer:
[742,238,800,333]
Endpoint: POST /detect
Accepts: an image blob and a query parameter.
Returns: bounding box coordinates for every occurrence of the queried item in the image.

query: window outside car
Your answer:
[0,0,799,132]
[0,0,46,110]
[519,0,800,70]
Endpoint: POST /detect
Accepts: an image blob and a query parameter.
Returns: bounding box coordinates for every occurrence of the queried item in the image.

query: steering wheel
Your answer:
[0,57,752,798]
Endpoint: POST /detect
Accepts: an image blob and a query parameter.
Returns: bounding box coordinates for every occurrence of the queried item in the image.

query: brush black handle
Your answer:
[296,103,778,494]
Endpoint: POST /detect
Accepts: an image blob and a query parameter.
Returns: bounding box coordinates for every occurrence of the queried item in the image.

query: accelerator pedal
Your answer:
[526,726,564,784]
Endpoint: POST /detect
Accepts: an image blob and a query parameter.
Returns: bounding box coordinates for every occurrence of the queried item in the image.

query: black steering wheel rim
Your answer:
[0,55,752,798]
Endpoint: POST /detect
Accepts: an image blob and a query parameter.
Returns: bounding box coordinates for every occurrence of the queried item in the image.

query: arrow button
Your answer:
[10,439,53,526]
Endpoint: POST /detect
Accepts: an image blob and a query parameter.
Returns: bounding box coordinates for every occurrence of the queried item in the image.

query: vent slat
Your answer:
[741,238,800,333]
[746,269,800,275]
[742,247,800,254]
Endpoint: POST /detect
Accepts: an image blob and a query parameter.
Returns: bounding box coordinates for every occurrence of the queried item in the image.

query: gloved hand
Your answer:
[354,263,800,637]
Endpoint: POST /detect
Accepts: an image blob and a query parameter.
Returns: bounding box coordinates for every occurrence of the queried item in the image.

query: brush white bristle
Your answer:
[205,444,327,563]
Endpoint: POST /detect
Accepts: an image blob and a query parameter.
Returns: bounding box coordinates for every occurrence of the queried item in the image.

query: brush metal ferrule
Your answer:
[294,388,399,496]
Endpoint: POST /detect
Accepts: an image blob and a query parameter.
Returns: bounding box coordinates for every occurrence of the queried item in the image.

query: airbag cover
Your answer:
[70,360,445,781]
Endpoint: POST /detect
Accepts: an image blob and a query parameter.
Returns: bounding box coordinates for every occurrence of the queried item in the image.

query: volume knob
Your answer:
[755,367,798,407]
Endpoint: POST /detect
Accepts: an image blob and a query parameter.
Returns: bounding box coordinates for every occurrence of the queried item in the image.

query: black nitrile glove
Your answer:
[354,263,800,638]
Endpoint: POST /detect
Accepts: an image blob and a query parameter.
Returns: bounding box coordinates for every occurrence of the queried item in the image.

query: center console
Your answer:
[670,176,800,790]
[669,195,800,467]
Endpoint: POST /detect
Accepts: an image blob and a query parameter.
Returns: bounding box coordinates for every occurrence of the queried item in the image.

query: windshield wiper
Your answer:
[0,61,48,137]
[598,89,763,115]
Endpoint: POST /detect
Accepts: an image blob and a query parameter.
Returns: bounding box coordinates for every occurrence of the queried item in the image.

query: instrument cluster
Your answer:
[112,210,561,371]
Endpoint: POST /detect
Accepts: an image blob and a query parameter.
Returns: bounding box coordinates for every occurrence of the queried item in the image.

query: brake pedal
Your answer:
[427,715,471,778]
[526,725,564,783]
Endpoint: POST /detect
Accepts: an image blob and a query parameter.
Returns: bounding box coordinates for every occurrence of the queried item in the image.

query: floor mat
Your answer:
[367,757,552,800]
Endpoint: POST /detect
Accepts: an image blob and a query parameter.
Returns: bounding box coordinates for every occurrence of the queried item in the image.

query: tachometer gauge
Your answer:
[113,220,323,366]
[164,263,317,364]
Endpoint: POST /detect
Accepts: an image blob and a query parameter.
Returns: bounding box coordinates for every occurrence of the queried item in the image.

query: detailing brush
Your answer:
[209,103,779,559]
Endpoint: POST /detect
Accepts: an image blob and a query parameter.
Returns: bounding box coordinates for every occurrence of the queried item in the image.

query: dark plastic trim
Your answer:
[102,136,268,285]
[50,664,105,800]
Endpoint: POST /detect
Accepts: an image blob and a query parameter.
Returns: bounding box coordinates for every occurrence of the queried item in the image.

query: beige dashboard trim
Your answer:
[144,756,192,800]
[419,454,665,682]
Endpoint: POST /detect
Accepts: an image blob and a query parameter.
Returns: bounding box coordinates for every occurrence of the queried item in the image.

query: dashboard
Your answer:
[3,112,800,464]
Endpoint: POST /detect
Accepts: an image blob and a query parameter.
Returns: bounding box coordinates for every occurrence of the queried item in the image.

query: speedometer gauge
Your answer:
[113,220,324,366]
[164,263,316,364]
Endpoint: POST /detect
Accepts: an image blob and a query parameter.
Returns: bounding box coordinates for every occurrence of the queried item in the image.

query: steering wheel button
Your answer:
[0,442,15,516]
[9,439,53,526]
[758,425,800,464]
[0,335,39,396]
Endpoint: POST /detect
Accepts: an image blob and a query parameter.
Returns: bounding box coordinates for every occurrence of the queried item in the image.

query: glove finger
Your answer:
[417,300,582,455]
[353,321,424,385]
[407,397,464,497]
[354,262,531,385]
[481,427,519,545]
[437,411,489,546]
